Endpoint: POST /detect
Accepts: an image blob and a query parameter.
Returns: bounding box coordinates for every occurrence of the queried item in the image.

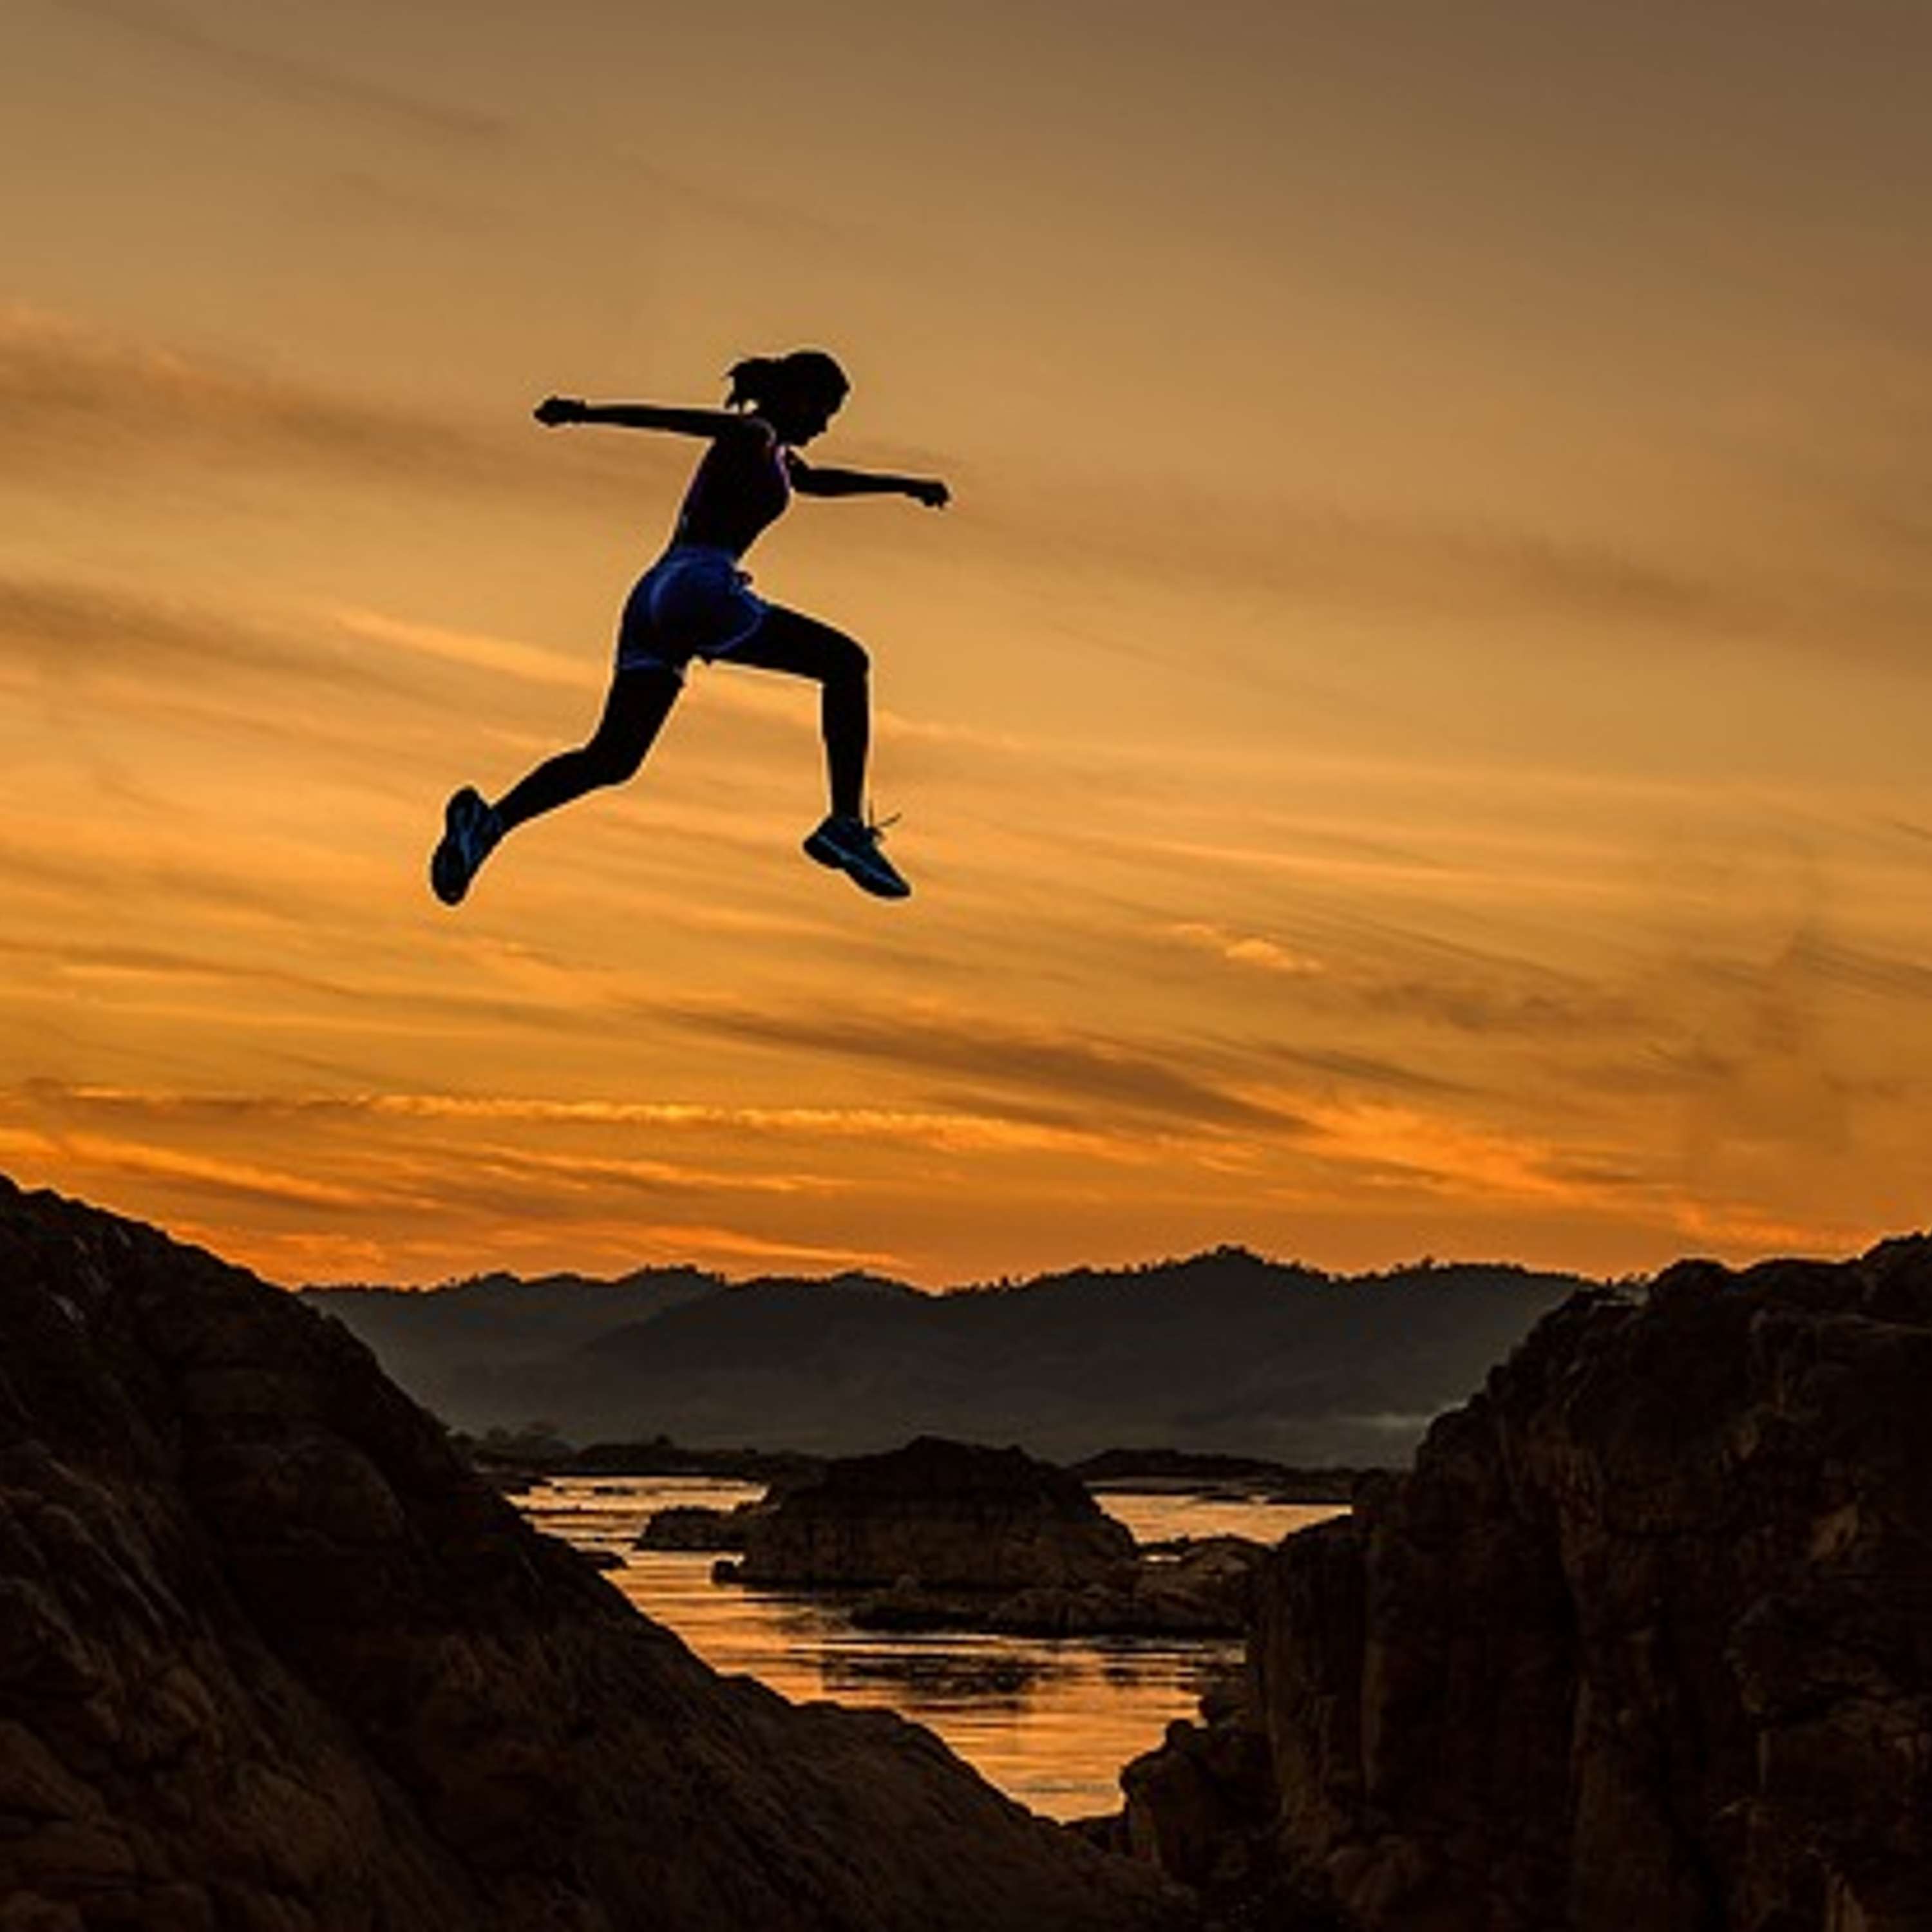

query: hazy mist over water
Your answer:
[518,1475,1342,1819]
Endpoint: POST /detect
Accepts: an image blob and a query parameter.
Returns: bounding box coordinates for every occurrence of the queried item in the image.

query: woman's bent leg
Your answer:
[721,607,907,898]
[492,666,683,831]
[723,607,869,820]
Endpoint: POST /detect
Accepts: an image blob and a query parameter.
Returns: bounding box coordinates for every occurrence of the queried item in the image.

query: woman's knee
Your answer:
[828,633,870,685]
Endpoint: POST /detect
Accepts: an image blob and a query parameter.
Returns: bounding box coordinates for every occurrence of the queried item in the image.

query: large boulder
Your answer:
[734,1435,1138,1590]
[0,1179,1191,1932]
[1132,1238,1932,1930]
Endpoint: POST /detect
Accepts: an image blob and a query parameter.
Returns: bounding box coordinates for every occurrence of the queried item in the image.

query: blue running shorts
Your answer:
[616,544,768,679]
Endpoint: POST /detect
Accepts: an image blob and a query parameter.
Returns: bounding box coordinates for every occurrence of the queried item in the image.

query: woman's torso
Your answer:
[670,420,791,558]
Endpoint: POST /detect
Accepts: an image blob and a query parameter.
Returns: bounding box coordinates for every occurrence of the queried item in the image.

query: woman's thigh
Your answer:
[723,605,867,683]
[589,665,682,759]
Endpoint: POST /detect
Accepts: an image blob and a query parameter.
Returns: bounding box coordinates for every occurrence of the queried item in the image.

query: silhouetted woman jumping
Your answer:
[430,348,947,906]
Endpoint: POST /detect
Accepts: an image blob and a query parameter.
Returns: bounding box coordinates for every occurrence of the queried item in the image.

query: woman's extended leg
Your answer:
[723,606,908,900]
[492,665,683,829]
[724,606,869,819]
[430,667,681,905]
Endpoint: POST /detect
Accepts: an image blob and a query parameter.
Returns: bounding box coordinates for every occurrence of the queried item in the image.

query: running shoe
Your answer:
[430,786,502,905]
[803,811,911,900]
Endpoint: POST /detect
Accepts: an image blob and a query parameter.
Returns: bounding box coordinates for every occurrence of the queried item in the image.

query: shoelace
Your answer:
[863,804,901,845]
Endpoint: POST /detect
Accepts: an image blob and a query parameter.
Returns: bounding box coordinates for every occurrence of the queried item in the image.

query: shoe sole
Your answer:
[802,829,911,900]
[430,790,479,905]
[802,829,845,873]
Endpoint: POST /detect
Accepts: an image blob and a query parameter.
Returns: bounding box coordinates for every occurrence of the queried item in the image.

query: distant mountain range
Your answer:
[301,1247,1600,1464]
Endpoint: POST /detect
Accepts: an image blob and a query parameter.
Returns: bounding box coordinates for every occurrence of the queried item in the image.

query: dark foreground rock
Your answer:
[0,1180,1192,1932]
[1126,1238,1932,1931]
[732,1435,1139,1589]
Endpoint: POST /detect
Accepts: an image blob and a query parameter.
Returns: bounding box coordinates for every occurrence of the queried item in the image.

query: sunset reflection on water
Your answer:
[516,1475,1345,1819]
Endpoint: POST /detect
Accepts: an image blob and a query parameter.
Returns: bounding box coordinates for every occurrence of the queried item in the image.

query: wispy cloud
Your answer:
[1265,1045,1477,1098]
[8,1082,1162,1163]
[0,575,406,698]
[981,443,1932,679]
[332,607,597,692]
[55,1,891,260]
[654,996,1308,1133]
[0,1126,374,1209]
[1792,932,1932,1003]
[57,0,509,144]
[0,307,663,505]
[990,473,1781,639]
[0,936,357,1003]
[452,1141,850,1198]
[1299,1102,1640,1209]
[1167,920,1327,976]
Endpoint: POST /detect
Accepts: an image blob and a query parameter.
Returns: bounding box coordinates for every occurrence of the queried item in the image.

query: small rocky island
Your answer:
[701,1435,1268,1636]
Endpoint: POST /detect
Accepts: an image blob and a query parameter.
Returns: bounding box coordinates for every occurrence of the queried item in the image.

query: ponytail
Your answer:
[723,348,849,413]
[724,355,785,411]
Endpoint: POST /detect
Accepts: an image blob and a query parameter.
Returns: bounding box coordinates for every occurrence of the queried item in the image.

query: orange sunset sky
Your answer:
[3,0,1929,1285]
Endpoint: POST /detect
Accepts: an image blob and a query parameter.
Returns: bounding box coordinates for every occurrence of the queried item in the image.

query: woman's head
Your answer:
[724,348,849,442]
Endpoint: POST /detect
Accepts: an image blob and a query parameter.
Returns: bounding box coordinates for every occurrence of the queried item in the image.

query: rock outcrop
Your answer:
[850,1534,1267,1638]
[635,1500,770,1551]
[730,1435,1139,1590]
[0,1179,1190,1932]
[721,1441,1263,1636]
[1130,1239,1932,1931]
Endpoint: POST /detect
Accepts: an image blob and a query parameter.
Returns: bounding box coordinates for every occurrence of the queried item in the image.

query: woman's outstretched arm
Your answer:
[534,396,759,438]
[787,454,949,507]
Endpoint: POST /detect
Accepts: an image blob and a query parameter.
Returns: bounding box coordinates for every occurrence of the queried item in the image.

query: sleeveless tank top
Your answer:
[670,424,791,558]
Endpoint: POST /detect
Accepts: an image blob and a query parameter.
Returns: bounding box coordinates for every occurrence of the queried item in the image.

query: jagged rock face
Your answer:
[1248,1240,1932,1932]
[0,1180,1190,1932]
[1122,1710,1280,1891]
[735,1435,1139,1589]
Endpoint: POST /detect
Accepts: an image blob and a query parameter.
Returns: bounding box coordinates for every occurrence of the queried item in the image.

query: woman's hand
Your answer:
[534,395,586,427]
[906,478,951,509]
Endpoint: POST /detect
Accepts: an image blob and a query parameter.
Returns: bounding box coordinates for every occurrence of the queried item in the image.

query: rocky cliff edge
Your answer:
[1236,1239,1932,1931]
[0,1179,1189,1932]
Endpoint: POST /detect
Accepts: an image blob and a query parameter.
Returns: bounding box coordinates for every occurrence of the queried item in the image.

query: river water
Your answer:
[513,1475,1345,1821]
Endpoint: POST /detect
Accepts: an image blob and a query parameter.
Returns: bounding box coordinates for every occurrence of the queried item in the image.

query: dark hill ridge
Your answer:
[0,1178,1188,1932]
[305,1249,1593,1461]
[299,1264,719,1423]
